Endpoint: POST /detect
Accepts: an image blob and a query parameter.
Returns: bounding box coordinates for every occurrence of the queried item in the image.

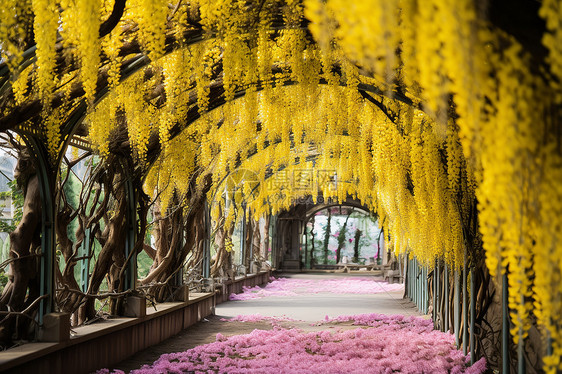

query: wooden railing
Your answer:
[0,270,271,374]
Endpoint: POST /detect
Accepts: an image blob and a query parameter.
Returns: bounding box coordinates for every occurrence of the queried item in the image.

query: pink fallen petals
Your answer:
[318,313,434,332]
[99,314,486,374]
[229,277,404,301]
[220,314,300,323]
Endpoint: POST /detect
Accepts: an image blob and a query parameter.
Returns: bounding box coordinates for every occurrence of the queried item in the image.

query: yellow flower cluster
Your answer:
[540,0,562,102]
[77,0,102,103]
[159,50,193,147]
[101,14,123,89]
[31,0,59,155]
[11,65,32,105]
[305,1,562,370]
[0,0,30,71]
[60,0,102,103]
[128,0,168,61]
[81,0,472,277]
[144,127,197,213]
[534,147,562,370]
[3,1,562,370]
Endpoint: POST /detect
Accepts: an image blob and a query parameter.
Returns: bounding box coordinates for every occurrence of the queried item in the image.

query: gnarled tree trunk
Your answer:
[0,150,41,346]
[210,205,234,280]
[141,173,211,301]
[77,160,129,322]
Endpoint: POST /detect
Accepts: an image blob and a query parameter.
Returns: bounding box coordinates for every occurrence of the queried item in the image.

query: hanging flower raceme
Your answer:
[2,1,561,370]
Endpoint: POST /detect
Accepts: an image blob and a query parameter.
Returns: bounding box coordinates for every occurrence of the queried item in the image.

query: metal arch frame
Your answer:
[123,165,138,291]
[203,132,377,271]
[205,148,375,270]
[303,201,372,224]
[14,130,140,326]
[4,53,160,326]
[11,72,144,328]
[48,46,410,288]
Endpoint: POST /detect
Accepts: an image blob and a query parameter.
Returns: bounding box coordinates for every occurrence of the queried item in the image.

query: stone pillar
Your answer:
[123,296,146,318]
[174,285,190,302]
[38,312,70,342]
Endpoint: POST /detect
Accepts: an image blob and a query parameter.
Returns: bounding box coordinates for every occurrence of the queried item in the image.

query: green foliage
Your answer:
[61,167,82,243]
[144,209,153,244]
[352,229,362,263]
[306,208,382,267]
[137,250,153,278]
[322,210,331,265]
[335,210,352,263]
[0,270,8,294]
[0,179,24,233]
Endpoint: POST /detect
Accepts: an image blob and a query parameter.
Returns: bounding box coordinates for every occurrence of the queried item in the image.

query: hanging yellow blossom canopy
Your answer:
[1,0,562,371]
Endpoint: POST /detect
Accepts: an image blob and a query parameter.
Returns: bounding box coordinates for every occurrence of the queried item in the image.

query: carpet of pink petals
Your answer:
[97,314,486,374]
[229,277,404,301]
[220,314,299,323]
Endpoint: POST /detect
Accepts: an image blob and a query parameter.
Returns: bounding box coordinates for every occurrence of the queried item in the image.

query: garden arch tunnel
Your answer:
[0,1,559,372]
[0,36,405,332]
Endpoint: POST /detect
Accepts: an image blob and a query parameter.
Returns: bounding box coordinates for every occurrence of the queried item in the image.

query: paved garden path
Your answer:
[110,273,420,373]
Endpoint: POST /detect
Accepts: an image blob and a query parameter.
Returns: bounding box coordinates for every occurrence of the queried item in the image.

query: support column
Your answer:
[123,178,137,291]
[420,263,424,312]
[454,269,460,347]
[470,267,475,364]
[502,272,510,373]
[412,258,416,307]
[407,258,410,299]
[26,136,56,327]
[415,258,419,308]
[432,262,436,322]
[240,207,246,270]
[418,260,422,310]
[518,305,526,373]
[463,251,468,355]
[202,200,211,278]
[423,267,429,314]
[304,225,308,268]
[436,260,440,330]
[416,262,423,312]
[444,262,449,332]
[269,214,276,264]
[411,258,414,303]
[79,228,91,292]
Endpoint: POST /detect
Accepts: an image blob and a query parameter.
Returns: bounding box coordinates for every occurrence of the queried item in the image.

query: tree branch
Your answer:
[98,0,127,38]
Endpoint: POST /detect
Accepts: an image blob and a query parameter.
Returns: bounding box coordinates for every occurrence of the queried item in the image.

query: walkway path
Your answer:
[219,273,418,320]
[109,273,420,372]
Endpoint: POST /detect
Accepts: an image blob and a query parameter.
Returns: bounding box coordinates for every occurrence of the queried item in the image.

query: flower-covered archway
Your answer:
[1,0,561,371]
